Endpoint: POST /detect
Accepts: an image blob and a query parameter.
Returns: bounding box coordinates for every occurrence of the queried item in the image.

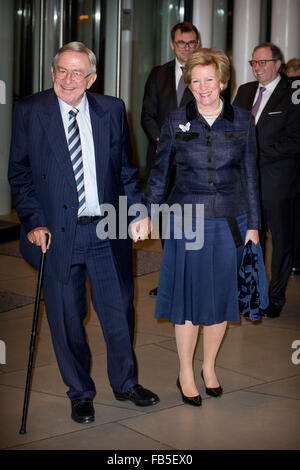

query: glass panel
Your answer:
[13,0,35,100]
[42,0,63,89]
[64,0,105,93]
[212,0,228,51]
[260,0,272,43]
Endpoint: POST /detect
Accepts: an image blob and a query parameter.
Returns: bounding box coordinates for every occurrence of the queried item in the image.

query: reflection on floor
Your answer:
[0,226,299,450]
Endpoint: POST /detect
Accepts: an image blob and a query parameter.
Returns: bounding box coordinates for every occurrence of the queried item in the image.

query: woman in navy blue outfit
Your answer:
[135,49,261,406]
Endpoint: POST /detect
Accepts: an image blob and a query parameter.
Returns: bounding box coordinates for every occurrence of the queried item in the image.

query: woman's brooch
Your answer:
[178,122,191,132]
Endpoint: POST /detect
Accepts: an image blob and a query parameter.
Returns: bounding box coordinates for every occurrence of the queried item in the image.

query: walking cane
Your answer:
[19,233,49,434]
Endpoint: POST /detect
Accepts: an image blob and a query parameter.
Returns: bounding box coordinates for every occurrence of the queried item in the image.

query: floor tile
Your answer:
[0,255,35,281]
[0,385,143,450]
[0,308,57,373]
[247,375,300,400]
[120,390,300,450]
[194,322,300,381]
[9,422,171,450]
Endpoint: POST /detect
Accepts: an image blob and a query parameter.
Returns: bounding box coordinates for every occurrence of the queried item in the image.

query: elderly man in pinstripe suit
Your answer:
[8,42,159,424]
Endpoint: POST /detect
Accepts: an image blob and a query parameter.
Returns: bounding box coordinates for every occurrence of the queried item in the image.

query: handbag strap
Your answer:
[226,217,243,248]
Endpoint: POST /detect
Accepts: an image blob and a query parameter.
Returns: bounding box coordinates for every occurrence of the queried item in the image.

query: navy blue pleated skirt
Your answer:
[155,213,247,325]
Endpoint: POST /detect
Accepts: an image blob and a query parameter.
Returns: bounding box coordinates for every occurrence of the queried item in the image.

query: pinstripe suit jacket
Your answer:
[8,89,142,283]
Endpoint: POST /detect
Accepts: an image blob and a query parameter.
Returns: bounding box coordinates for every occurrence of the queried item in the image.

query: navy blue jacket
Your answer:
[143,98,261,229]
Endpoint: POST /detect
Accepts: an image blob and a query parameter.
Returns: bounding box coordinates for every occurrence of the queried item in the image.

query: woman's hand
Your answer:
[244,229,259,245]
[130,217,152,242]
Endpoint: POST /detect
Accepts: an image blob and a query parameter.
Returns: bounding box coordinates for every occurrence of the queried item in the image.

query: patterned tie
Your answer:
[68,108,86,215]
[177,66,185,107]
[252,86,266,118]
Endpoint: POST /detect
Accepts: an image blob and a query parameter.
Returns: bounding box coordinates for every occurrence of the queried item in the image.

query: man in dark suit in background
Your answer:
[141,21,201,297]
[8,42,159,425]
[284,59,300,275]
[233,42,300,318]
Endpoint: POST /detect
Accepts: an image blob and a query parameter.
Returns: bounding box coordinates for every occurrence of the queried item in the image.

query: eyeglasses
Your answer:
[174,40,198,49]
[249,59,277,67]
[55,66,91,81]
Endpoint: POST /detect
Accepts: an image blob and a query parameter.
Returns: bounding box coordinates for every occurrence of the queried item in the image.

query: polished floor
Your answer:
[0,215,300,450]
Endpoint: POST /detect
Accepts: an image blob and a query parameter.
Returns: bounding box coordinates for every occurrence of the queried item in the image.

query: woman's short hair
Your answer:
[184,48,230,90]
[284,58,300,73]
[52,42,97,75]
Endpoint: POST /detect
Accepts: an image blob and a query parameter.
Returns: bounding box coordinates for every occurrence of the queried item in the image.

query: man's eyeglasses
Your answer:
[249,59,277,67]
[174,40,198,49]
[55,66,91,81]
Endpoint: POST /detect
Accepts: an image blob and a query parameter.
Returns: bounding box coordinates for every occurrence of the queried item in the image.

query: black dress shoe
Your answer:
[71,399,95,423]
[201,370,223,397]
[113,384,160,406]
[149,287,158,297]
[176,378,202,406]
[263,302,282,318]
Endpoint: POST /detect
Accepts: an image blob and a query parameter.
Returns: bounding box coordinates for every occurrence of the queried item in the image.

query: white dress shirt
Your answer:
[253,75,281,124]
[58,94,101,216]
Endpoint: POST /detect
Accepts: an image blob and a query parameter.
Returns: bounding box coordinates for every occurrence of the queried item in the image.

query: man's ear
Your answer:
[275,60,282,73]
[87,73,97,90]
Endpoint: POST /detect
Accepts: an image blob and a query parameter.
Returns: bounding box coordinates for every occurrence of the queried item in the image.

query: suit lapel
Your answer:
[37,90,77,194]
[247,83,258,110]
[164,60,177,109]
[87,93,110,204]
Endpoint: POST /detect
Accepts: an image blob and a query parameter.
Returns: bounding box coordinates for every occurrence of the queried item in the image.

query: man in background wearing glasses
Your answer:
[8,42,159,425]
[233,42,300,318]
[141,21,201,298]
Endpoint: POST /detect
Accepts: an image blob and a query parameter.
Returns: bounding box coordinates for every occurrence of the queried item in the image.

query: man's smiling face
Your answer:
[251,47,281,86]
[51,51,97,106]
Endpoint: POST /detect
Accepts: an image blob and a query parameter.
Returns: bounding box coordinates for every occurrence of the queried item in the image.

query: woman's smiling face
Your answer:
[190,63,223,113]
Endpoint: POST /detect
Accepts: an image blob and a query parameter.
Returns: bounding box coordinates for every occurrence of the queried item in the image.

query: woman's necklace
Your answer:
[198,100,223,117]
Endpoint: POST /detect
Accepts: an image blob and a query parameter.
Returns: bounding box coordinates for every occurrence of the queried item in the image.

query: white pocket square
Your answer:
[268,111,282,114]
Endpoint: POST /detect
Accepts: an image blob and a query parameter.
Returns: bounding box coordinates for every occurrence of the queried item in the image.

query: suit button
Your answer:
[63,204,68,209]
[209,181,215,186]
[42,174,46,179]
[61,227,65,232]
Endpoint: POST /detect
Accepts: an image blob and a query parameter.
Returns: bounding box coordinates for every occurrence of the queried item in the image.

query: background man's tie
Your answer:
[68,108,86,215]
[177,66,185,107]
[252,86,266,118]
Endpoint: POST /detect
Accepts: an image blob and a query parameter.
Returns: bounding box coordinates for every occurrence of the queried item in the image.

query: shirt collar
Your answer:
[58,92,88,116]
[261,74,281,93]
[175,57,185,72]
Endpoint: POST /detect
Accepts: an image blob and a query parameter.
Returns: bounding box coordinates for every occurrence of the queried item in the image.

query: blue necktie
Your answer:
[68,108,86,215]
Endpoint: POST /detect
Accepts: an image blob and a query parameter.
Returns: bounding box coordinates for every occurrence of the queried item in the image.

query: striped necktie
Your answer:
[68,108,86,215]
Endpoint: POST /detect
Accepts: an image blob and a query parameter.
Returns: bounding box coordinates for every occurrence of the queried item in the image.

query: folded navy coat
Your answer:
[238,241,269,321]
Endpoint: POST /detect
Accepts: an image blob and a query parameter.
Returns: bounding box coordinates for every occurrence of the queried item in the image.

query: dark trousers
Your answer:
[43,219,137,401]
[260,198,294,307]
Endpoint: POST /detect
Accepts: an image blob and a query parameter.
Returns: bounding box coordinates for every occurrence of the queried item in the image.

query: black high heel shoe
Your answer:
[201,370,223,397]
[176,378,202,407]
